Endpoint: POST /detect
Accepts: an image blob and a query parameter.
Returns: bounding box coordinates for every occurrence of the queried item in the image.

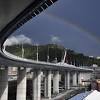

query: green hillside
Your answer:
[6,44,64,62]
[5,44,100,66]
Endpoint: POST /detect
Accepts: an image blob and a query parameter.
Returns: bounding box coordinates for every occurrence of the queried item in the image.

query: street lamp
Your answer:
[36,43,39,62]
[47,45,49,62]
[21,42,24,58]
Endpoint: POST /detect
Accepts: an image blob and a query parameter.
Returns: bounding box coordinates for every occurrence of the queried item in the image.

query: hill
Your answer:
[5,44,100,66]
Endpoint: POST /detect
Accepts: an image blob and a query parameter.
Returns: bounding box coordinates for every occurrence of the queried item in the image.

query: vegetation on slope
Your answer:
[6,44,100,66]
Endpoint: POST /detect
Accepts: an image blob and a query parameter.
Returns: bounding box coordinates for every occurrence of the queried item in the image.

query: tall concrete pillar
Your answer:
[67,72,70,89]
[73,72,77,86]
[64,72,67,90]
[16,68,26,100]
[78,72,83,85]
[78,73,81,85]
[44,70,51,99]
[78,72,92,86]
[33,70,41,100]
[0,68,8,100]
[53,71,59,94]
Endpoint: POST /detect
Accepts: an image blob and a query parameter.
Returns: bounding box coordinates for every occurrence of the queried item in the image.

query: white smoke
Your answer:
[4,34,32,46]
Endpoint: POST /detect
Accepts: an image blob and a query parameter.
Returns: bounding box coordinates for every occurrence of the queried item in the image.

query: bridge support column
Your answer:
[0,68,8,100]
[44,70,51,99]
[16,68,26,100]
[73,72,77,86]
[64,72,67,90]
[67,72,70,89]
[78,72,83,85]
[78,72,92,86]
[33,70,41,100]
[78,73,81,85]
[53,71,59,94]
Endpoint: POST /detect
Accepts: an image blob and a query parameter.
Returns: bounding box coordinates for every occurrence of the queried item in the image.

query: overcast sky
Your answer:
[11,0,100,57]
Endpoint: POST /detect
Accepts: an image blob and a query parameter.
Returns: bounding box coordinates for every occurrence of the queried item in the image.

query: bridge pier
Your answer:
[64,72,67,90]
[16,67,26,100]
[78,72,82,85]
[33,70,41,100]
[53,71,59,94]
[78,72,87,86]
[73,72,77,86]
[44,70,52,99]
[78,72,92,86]
[0,65,93,100]
[0,67,8,100]
[64,71,71,90]
[67,71,70,89]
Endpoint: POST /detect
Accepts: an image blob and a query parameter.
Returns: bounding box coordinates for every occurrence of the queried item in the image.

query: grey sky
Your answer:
[12,0,100,57]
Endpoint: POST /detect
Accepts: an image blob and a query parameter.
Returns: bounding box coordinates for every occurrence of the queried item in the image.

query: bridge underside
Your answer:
[0,0,57,44]
[0,0,34,32]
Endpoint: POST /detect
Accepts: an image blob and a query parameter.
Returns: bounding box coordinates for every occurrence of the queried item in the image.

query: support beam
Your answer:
[53,71,59,94]
[33,70,41,100]
[44,70,52,99]
[0,67,8,100]
[73,72,77,86]
[16,68,26,100]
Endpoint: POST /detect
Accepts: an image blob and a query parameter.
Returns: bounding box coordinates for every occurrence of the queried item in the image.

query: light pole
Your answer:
[21,42,24,58]
[36,43,39,62]
[47,45,49,62]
